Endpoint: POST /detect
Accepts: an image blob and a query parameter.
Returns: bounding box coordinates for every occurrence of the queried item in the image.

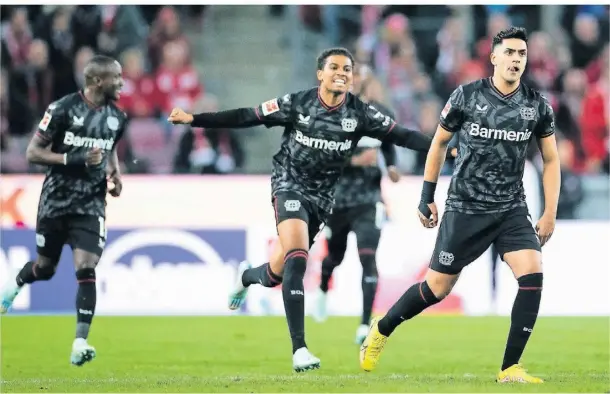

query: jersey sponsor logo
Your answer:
[341,118,358,132]
[261,99,280,116]
[63,131,114,150]
[39,112,52,131]
[294,131,352,151]
[469,123,532,142]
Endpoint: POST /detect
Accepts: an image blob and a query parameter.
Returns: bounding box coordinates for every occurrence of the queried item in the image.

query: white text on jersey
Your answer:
[470,123,532,142]
[63,131,114,150]
[294,131,352,151]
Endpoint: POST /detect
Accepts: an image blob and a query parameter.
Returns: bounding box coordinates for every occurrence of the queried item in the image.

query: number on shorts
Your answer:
[98,216,107,239]
[375,202,385,229]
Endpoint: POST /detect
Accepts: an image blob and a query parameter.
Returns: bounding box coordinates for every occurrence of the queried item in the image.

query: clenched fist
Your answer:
[167,108,194,124]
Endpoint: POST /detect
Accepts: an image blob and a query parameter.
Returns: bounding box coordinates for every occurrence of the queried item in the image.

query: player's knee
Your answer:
[424,270,459,300]
[75,267,96,282]
[517,272,543,290]
[504,249,542,278]
[283,249,308,280]
[359,251,378,278]
[75,260,98,271]
[33,262,56,280]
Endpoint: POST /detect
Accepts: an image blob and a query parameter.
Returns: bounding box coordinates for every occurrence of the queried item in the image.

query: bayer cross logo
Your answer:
[341,118,358,132]
[438,251,454,266]
[284,200,301,212]
[520,107,536,121]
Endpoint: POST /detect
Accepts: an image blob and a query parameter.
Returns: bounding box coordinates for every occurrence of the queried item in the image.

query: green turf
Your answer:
[1,316,608,392]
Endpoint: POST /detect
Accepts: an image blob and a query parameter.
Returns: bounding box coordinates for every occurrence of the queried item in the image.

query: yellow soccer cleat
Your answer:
[359,316,388,372]
[497,363,544,383]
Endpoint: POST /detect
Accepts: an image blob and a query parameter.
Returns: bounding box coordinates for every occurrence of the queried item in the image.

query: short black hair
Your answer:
[316,47,355,71]
[492,26,528,51]
[84,55,119,86]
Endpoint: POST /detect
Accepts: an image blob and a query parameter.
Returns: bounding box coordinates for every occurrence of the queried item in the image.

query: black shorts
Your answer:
[325,202,385,260]
[430,206,541,275]
[272,191,328,247]
[36,214,107,260]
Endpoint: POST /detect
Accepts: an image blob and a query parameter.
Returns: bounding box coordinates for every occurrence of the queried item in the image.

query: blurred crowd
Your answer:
[0,5,243,175]
[288,5,609,177]
[2,5,608,208]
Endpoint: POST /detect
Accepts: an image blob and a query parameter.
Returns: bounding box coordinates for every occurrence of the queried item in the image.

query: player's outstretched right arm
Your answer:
[168,95,294,129]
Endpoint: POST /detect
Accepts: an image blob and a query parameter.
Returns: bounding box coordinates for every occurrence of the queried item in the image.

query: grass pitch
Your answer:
[1,315,608,392]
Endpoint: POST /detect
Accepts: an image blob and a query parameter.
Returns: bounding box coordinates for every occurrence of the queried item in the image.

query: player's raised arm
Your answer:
[417,86,465,227]
[360,104,432,151]
[534,98,560,246]
[167,94,293,129]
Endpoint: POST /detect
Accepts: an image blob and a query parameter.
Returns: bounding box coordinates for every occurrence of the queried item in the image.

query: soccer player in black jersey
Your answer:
[360,27,560,384]
[168,47,445,372]
[0,55,126,367]
[311,64,400,344]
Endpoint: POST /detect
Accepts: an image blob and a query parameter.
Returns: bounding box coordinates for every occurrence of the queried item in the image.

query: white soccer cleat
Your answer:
[228,260,251,310]
[292,347,321,372]
[70,338,96,366]
[311,288,328,323]
[355,323,369,345]
[0,279,21,314]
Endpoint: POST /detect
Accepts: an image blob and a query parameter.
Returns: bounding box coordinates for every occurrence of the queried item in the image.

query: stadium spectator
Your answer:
[148,6,190,71]
[7,39,53,137]
[155,40,203,116]
[73,46,94,89]
[1,7,32,70]
[118,47,163,118]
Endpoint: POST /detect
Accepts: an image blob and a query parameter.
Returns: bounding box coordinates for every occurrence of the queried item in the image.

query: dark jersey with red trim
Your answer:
[35,92,127,219]
[255,88,399,215]
[332,101,397,209]
[440,78,555,214]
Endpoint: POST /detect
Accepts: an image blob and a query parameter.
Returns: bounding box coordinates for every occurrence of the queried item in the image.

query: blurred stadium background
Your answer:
[0,4,608,392]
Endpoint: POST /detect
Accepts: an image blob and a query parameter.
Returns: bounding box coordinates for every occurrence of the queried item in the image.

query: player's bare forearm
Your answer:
[26,134,65,165]
[350,149,377,166]
[191,108,265,129]
[538,135,561,217]
[387,124,433,151]
[107,149,121,178]
[423,126,453,183]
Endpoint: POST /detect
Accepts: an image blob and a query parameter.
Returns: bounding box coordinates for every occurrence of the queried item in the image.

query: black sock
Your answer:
[16,261,55,286]
[319,256,341,293]
[242,263,282,287]
[282,249,308,353]
[378,281,440,336]
[360,252,378,325]
[501,273,543,371]
[75,268,97,340]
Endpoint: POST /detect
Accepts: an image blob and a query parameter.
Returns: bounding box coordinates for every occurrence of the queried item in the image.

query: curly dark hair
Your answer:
[492,26,528,51]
